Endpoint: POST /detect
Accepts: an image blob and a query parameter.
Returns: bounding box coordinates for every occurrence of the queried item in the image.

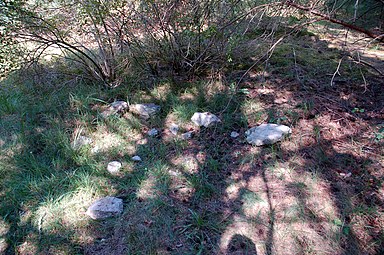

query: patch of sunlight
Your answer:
[172,104,197,124]
[0,114,23,157]
[276,221,341,255]
[17,233,38,255]
[32,189,97,232]
[179,91,196,101]
[241,99,266,124]
[136,175,160,200]
[266,162,294,180]
[205,78,227,95]
[0,219,9,253]
[225,181,246,201]
[287,155,306,168]
[92,126,138,154]
[282,201,305,221]
[255,87,275,94]
[241,190,269,218]
[170,155,200,174]
[150,83,172,100]
[19,210,33,226]
[219,214,268,255]
[0,238,7,254]
[286,168,338,221]
[306,180,339,221]
[41,45,64,62]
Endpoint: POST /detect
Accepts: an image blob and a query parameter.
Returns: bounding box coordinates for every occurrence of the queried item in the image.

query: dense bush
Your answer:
[1,0,383,85]
[2,0,270,86]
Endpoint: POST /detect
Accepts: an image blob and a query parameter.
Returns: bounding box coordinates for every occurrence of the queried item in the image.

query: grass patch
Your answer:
[1,25,383,255]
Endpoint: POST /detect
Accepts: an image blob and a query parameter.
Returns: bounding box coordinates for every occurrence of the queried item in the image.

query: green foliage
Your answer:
[0,32,24,77]
[326,0,384,30]
[0,0,279,86]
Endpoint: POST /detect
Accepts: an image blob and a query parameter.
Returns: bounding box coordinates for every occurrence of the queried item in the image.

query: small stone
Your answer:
[181,131,194,140]
[147,128,159,137]
[107,161,122,175]
[191,112,221,127]
[340,172,352,178]
[245,123,291,146]
[86,196,123,220]
[230,131,240,138]
[111,101,128,111]
[91,145,100,153]
[168,170,181,176]
[72,135,92,150]
[130,103,161,119]
[132,155,142,162]
[169,123,179,135]
[101,101,128,118]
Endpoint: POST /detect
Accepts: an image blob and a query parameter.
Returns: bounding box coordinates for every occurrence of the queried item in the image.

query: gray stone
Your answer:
[107,161,122,175]
[72,135,92,150]
[86,196,123,220]
[111,101,129,112]
[230,131,240,138]
[130,103,160,119]
[132,155,142,162]
[169,123,179,135]
[181,131,194,140]
[191,112,221,127]
[147,128,159,137]
[101,101,128,118]
[245,124,291,146]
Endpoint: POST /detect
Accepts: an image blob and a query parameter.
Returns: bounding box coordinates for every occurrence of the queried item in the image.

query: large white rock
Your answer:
[191,112,221,127]
[107,161,122,175]
[130,103,161,119]
[245,124,291,146]
[86,196,123,220]
[101,101,128,118]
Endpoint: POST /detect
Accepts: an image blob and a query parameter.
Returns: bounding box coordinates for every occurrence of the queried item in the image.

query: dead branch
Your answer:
[284,1,384,42]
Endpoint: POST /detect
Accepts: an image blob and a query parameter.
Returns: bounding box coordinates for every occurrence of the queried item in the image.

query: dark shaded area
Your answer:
[228,234,257,255]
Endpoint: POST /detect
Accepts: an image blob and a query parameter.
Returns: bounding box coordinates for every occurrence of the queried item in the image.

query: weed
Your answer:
[173,103,199,123]
[181,209,221,253]
[186,171,216,201]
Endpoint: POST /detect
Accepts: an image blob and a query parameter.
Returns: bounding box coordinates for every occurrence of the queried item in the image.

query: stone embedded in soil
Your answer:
[101,101,128,118]
[86,196,123,220]
[130,103,161,119]
[245,123,291,146]
[191,112,221,127]
[107,161,122,175]
[72,135,93,150]
[181,131,194,140]
[131,155,142,162]
[230,131,240,138]
[340,172,352,178]
[147,128,159,137]
[169,123,179,135]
